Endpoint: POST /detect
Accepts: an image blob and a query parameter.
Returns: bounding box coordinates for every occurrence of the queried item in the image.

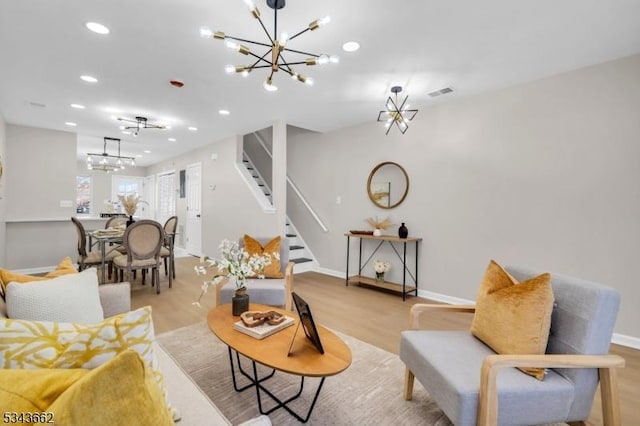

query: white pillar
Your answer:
[272,121,287,238]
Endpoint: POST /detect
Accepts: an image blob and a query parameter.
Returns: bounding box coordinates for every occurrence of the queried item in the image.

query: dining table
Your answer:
[89,227,175,285]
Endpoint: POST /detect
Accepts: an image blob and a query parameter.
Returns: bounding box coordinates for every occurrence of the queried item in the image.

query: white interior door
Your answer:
[185,163,202,256]
[140,175,155,219]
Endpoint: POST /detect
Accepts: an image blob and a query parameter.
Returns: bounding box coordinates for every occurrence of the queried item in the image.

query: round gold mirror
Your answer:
[367,162,409,209]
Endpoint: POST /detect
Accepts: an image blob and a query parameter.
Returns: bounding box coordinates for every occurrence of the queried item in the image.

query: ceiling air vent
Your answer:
[28,101,46,108]
[428,87,454,98]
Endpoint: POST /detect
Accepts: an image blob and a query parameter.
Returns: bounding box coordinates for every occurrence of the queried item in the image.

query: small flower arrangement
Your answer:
[373,259,391,283]
[192,239,275,307]
[366,216,393,231]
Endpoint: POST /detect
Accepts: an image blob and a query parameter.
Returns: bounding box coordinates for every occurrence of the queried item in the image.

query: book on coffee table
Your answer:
[234,315,295,340]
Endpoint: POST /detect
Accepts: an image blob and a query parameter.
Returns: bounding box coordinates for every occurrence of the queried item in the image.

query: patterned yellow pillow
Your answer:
[0,306,178,420]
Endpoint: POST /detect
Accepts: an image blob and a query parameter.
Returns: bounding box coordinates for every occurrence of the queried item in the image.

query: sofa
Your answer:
[0,280,233,425]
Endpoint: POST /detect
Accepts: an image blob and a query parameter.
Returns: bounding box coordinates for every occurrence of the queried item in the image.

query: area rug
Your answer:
[156,322,453,425]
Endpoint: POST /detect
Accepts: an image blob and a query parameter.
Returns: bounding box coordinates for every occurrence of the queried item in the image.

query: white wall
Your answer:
[0,113,6,265]
[146,135,279,257]
[6,125,77,220]
[287,54,640,340]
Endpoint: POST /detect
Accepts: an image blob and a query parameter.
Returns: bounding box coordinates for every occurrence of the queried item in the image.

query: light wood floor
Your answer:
[131,256,639,426]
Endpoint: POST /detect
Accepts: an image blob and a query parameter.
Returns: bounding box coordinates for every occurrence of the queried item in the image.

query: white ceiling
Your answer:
[1,0,640,166]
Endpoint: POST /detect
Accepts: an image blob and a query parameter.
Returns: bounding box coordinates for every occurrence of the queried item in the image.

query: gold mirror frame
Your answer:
[366,161,409,209]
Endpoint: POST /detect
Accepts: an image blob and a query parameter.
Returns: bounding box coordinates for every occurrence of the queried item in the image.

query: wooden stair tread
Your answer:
[291,257,312,264]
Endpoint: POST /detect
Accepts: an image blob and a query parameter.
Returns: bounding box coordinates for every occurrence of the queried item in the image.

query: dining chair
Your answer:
[105,216,127,229]
[70,217,120,281]
[160,216,178,280]
[112,220,165,294]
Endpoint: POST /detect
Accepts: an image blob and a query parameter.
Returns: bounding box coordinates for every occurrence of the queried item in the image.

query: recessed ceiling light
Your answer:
[188,127,198,131]
[218,109,230,115]
[342,41,360,52]
[143,150,152,154]
[70,103,85,109]
[168,138,177,142]
[85,22,110,35]
[122,131,131,135]
[80,75,98,83]
[65,122,77,127]
[136,154,143,158]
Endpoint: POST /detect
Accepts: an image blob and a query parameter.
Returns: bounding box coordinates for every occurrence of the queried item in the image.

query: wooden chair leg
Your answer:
[599,368,622,426]
[164,258,168,276]
[142,269,146,285]
[404,368,415,400]
[155,267,160,294]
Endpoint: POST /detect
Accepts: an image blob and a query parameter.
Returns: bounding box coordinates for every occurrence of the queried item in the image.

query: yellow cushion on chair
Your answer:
[0,257,78,297]
[48,350,174,426]
[243,235,284,278]
[470,260,554,380]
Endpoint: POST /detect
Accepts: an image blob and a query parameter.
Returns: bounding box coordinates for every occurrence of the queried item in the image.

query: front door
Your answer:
[185,163,202,256]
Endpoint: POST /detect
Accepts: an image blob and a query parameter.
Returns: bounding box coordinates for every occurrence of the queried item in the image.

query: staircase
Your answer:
[242,154,316,273]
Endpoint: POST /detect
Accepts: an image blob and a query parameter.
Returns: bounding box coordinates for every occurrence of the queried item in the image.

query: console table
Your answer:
[344,232,422,300]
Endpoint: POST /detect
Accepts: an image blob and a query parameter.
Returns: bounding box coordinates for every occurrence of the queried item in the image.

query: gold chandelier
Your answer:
[86,137,136,172]
[200,0,338,91]
[377,86,418,135]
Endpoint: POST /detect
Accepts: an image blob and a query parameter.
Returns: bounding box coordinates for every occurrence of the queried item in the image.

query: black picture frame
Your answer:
[291,292,324,354]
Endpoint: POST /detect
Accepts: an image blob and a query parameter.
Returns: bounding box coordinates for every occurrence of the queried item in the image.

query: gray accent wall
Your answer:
[286,54,640,339]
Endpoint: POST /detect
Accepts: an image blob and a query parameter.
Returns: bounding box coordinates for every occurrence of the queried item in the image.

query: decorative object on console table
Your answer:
[398,222,408,238]
[366,215,393,237]
[373,259,391,283]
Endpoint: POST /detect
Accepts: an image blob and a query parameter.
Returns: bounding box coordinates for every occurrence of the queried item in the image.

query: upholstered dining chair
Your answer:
[160,215,178,279]
[71,217,120,281]
[215,236,294,311]
[400,265,625,426]
[112,220,166,294]
[105,216,127,229]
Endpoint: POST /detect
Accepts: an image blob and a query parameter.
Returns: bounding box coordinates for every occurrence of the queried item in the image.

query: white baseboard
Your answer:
[612,333,640,350]
[313,266,344,279]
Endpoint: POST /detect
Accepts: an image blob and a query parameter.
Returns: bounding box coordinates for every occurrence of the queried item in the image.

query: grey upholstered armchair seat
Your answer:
[217,237,294,311]
[400,265,624,426]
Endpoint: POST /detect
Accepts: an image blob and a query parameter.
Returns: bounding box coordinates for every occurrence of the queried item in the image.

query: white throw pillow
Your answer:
[5,268,104,323]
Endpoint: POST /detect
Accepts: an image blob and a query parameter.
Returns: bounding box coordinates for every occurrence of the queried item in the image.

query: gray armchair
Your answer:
[215,237,294,311]
[400,265,625,425]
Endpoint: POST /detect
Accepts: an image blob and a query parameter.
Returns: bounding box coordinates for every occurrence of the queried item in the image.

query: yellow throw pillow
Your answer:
[243,235,284,278]
[470,260,554,380]
[0,368,88,413]
[0,306,177,420]
[49,350,174,426]
[0,257,78,297]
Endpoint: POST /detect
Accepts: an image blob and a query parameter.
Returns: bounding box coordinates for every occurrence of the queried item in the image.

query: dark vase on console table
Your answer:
[126,215,135,227]
[398,222,408,238]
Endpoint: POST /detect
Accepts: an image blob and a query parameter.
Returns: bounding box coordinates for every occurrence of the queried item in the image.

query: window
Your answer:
[111,176,144,213]
[157,172,176,225]
[76,175,92,214]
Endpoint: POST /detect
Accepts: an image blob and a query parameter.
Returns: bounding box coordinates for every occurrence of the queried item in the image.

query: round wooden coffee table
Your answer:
[208,303,352,422]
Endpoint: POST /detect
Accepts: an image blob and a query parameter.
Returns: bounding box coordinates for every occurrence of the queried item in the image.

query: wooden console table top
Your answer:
[344,232,422,243]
